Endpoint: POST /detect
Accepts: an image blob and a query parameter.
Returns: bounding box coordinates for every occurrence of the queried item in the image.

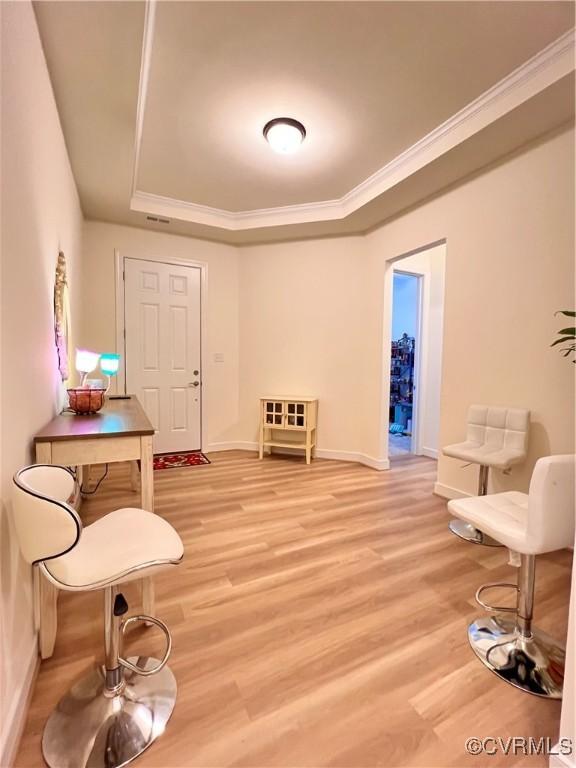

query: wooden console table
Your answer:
[34,396,155,659]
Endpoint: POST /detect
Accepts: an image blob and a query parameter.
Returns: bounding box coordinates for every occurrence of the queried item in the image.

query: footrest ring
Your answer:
[475,582,518,614]
[118,615,172,676]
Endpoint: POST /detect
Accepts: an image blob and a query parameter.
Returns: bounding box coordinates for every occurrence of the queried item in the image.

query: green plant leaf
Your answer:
[555,310,576,318]
[551,336,575,347]
[557,327,576,336]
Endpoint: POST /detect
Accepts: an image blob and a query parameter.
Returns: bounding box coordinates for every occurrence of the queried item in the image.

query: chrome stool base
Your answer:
[449,519,502,547]
[42,657,177,768]
[468,616,565,699]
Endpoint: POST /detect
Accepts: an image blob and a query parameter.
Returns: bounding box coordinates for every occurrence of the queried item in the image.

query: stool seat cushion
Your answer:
[442,405,529,470]
[448,456,575,555]
[443,441,526,469]
[44,508,183,590]
[448,492,529,552]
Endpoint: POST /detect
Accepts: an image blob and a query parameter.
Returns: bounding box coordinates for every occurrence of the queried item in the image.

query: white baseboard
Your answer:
[433,482,472,500]
[550,749,576,768]
[206,442,390,471]
[206,441,259,453]
[0,638,39,768]
[316,449,390,471]
[421,447,439,459]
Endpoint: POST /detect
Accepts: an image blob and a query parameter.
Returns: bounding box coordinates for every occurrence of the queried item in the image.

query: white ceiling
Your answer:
[139,1,573,210]
[34,1,575,244]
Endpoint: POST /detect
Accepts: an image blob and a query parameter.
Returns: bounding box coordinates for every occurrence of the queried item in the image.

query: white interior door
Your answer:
[124,258,202,454]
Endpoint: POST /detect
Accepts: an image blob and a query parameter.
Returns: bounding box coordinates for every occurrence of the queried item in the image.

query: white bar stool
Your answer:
[12,464,184,768]
[448,455,575,699]
[443,405,530,546]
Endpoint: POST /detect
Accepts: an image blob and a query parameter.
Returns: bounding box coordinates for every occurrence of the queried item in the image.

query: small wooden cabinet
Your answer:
[258,396,318,464]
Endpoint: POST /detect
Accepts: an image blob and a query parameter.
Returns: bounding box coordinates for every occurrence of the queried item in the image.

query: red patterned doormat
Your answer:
[153,451,211,470]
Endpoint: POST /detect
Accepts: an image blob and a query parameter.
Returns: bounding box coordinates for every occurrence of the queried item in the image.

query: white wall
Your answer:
[82,226,385,466]
[233,235,381,465]
[228,127,573,484]
[367,126,575,496]
[0,2,84,763]
[389,244,446,460]
[230,236,446,469]
[78,128,573,487]
[78,127,573,484]
[82,222,240,449]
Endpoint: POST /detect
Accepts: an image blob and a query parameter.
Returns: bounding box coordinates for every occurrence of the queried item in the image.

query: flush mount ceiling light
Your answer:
[263,117,306,154]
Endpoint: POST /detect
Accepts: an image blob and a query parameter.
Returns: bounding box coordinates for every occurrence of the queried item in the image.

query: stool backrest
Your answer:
[527,455,575,553]
[466,405,529,455]
[12,465,82,564]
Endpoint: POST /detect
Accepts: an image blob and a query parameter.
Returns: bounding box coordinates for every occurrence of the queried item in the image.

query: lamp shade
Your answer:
[263,118,306,154]
[100,353,120,376]
[75,349,100,375]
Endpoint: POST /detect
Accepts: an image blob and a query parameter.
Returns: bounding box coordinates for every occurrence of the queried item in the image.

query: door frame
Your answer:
[390,269,424,456]
[380,238,446,463]
[114,249,208,452]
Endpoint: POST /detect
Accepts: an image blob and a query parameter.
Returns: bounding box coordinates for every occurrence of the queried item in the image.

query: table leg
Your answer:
[36,442,52,466]
[130,460,140,492]
[140,435,156,620]
[140,435,154,513]
[35,441,59,659]
[37,569,58,659]
[142,577,155,617]
[33,565,41,632]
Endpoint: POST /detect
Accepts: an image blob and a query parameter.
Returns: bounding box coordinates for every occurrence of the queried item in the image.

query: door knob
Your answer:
[188,381,200,388]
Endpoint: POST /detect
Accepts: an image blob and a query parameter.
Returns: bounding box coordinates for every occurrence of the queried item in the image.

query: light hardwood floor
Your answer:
[15,452,572,767]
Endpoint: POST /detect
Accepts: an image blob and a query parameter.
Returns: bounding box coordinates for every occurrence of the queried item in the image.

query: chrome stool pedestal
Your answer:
[42,586,176,768]
[468,617,565,699]
[449,519,501,546]
[448,465,502,547]
[468,555,565,699]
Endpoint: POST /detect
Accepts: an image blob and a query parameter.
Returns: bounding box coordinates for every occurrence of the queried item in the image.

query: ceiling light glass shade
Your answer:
[100,353,120,376]
[75,348,100,375]
[263,118,306,154]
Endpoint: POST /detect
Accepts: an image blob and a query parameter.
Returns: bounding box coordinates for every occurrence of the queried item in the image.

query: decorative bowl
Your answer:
[67,388,106,415]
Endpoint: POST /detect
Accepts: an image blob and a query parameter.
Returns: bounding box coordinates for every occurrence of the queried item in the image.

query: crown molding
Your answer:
[339,27,575,214]
[130,0,156,200]
[130,20,575,232]
[130,190,345,230]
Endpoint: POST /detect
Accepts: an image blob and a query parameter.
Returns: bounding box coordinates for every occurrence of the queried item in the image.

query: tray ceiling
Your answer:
[34,1,575,243]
